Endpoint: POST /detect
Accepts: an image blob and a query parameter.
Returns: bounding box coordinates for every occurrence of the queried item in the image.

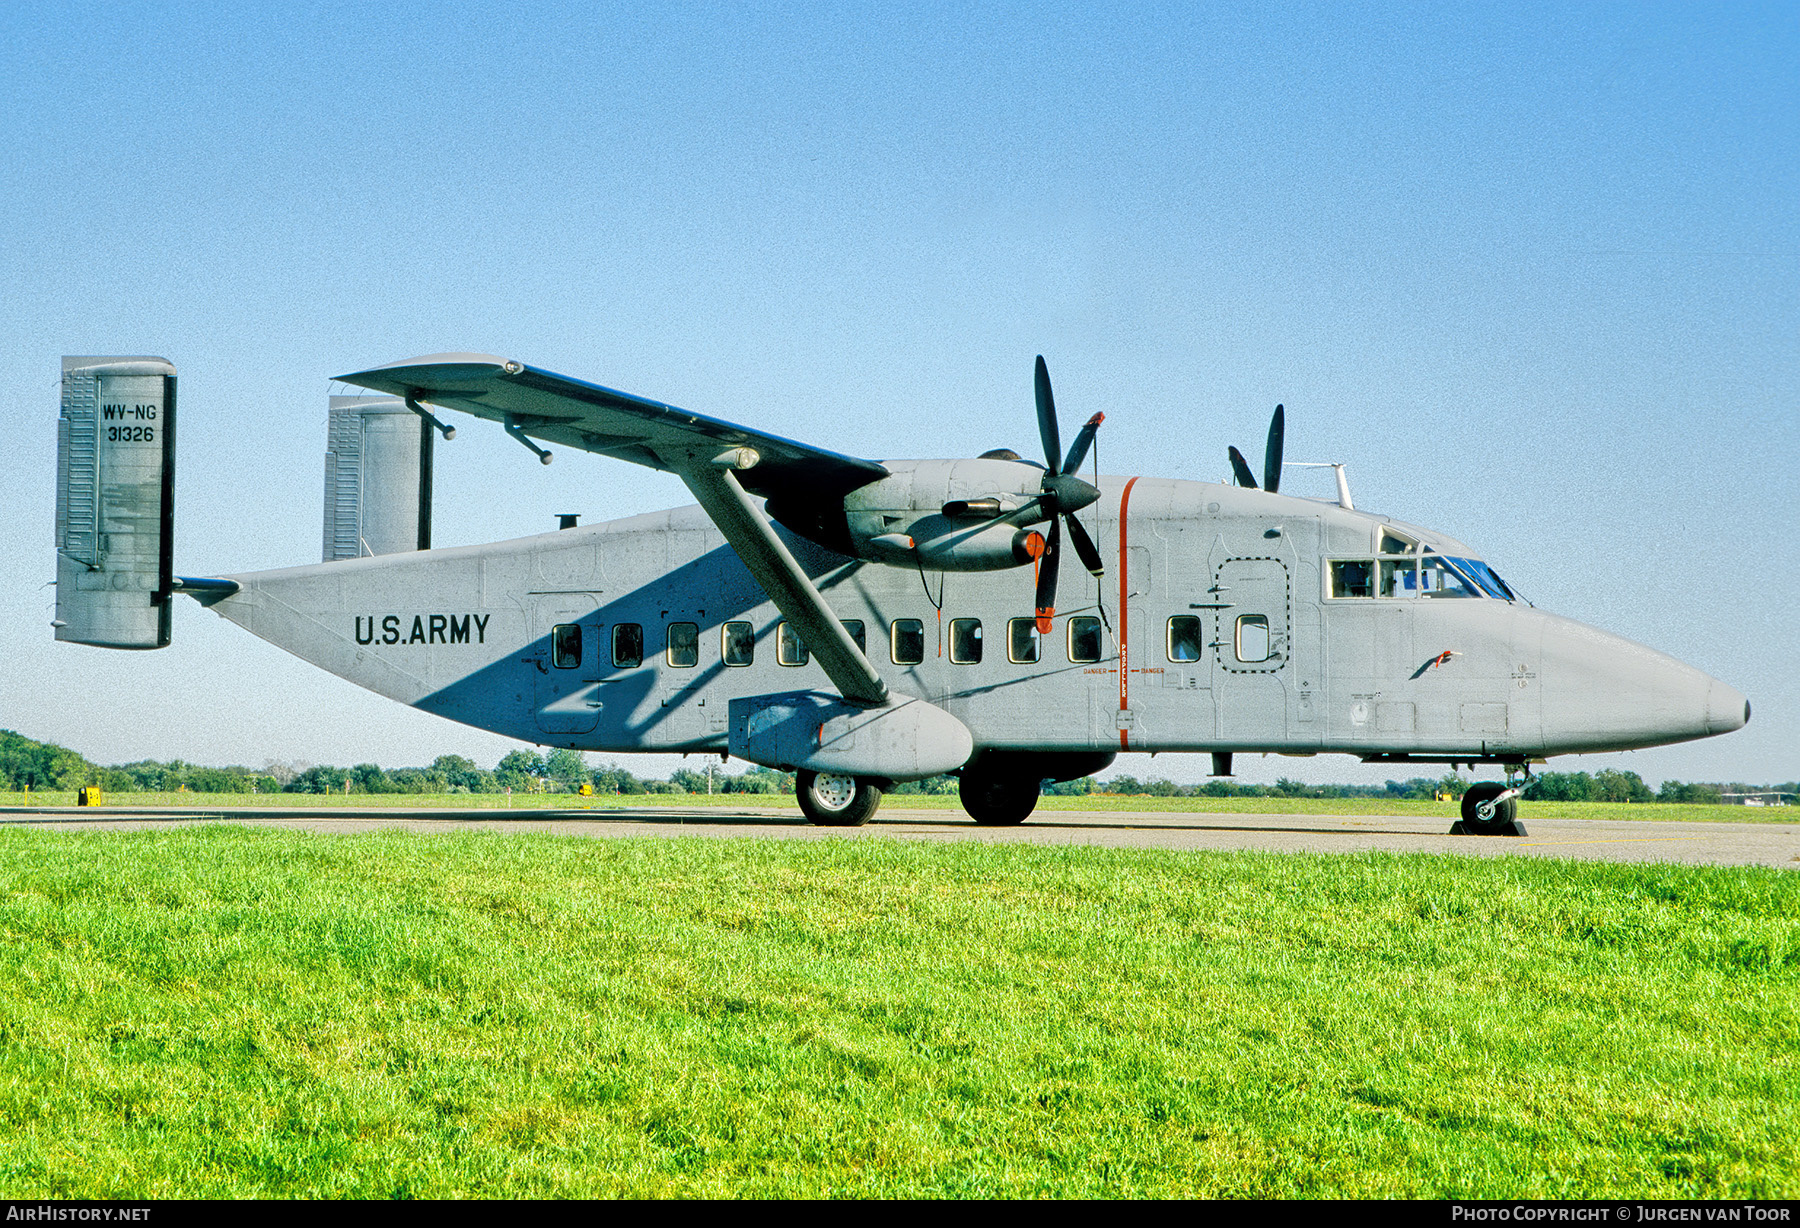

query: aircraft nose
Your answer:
[1534,613,1752,754]
[1706,678,1750,735]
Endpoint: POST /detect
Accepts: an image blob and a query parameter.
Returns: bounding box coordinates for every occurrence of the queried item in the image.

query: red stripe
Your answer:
[1117,477,1141,750]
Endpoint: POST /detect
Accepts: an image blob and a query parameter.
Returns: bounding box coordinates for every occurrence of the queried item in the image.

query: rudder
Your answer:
[54,356,177,649]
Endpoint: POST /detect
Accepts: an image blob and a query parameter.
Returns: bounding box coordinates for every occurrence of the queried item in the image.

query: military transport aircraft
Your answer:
[52,353,1749,832]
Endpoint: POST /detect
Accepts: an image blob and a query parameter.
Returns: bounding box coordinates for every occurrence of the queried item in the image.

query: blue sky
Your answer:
[2,2,1794,785]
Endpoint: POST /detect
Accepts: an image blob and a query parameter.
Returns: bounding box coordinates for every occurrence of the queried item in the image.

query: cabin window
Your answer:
[1329,560,1374,598]
[1068,616,1102,664]
[841,619,866,653]
[1236,614,1271,663]
[611,623,643,668]
[666,622,698,667]
[891,619,925,665]
[1167,616,1203,662]
[722,621,754,666]
[552,623,582,669]
[1008,618,1040,664]
[950,618,982,664]
[778,622,809,666]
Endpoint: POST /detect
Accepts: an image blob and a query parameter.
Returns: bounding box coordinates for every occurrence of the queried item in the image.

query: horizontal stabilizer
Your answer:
[171,576,240,607]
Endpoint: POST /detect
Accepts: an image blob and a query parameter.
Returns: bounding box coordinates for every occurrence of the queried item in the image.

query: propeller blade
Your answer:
[1034,515,1062,633]
[1263,404,1285,494]
[1061,412,1104,475]
[1065,513,1104,577]
[1228,446,1258,488]
[1034,355,1062,472]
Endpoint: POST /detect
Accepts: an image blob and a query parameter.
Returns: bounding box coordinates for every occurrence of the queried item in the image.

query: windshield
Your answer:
[1442,556,1515,601]
[1417,554,1480,597]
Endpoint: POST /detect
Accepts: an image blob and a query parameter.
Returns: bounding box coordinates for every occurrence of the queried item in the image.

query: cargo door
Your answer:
[1211,556,1290,746]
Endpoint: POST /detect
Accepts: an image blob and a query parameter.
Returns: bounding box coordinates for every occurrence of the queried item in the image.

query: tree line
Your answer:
[1,730,1789,803]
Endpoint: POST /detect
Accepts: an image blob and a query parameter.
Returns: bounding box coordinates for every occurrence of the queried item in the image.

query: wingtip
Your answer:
[333,352,517,383]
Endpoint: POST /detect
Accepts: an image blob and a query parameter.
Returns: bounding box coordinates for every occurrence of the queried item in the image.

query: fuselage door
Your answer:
[1212,556,1290,746]
[533,594,603,734]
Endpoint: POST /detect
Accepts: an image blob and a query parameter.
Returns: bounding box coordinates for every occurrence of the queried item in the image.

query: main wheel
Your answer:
[796,771,882,827]
[1460,782,1518,835]
[958,772,1040,826]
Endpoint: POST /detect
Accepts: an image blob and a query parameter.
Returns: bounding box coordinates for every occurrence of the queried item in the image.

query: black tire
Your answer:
[1460,782,1518,835]
[958,772,1040,826]
[796,771,882,827]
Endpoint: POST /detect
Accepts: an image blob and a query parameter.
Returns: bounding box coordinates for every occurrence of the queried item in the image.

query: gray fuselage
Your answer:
[211,470,1748,768]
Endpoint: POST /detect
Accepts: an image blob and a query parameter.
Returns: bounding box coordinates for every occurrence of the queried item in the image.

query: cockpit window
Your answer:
[1419,555,1480,598]
[1444,556,1515,601]
[1380,559,1419,597]
[1330,560,1374,598]
[1332,551,1500,599]
[1379,530,1417,555]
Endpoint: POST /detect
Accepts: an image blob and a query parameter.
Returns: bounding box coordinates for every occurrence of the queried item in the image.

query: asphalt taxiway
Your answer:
[2,805,1794,868]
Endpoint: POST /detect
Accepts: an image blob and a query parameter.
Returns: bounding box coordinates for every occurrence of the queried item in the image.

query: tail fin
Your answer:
[322,396,434,561]
[54,356,176,649]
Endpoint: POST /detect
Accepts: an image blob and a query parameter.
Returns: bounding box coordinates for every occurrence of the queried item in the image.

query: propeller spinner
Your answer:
[1031,356,1105,633]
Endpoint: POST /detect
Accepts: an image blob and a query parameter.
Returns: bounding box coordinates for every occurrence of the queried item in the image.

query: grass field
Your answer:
[1,790,1789,825]
[0,827,1794,1197]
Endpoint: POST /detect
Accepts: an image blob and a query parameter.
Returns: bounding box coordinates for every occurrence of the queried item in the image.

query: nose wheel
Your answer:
[1452,781,1528,837]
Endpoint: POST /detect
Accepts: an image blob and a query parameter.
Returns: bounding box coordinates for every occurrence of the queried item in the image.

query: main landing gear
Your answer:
[957,769,1040,826]
[793,767,1040,828]
[1451,777,1529,837]
[951,751,1114,826]
[794,753,1112,829]
[795,770,884,827]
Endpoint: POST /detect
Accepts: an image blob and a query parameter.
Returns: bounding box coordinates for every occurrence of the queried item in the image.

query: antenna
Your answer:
[1281,461,1354,510]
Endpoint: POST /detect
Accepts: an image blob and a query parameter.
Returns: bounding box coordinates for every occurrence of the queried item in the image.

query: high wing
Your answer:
[334,353,889,503]
[335,353,890,706]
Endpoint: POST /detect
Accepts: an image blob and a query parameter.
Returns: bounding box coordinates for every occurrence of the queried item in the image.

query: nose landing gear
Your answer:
[1451,769,1530,837]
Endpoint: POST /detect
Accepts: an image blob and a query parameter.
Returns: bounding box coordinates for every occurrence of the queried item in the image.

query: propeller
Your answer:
[1228,404,1285,492]
[1031,356,1105,633]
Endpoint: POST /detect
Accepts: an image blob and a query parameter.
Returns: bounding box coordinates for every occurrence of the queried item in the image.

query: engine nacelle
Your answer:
[839,458,1048,571]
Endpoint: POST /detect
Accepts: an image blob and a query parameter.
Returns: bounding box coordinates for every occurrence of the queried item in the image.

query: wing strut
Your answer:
[680,463,888,708]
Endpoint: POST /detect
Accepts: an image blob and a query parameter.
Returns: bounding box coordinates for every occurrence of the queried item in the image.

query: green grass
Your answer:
[0,828,1794,1197]
[1,790,1789,824]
